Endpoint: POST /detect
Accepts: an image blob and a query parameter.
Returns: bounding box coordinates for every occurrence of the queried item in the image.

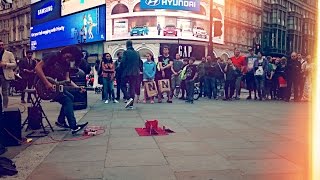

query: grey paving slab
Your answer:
[103,166,176,180]
[187,127,235,138]
[44,146,107,163]
[158,142,217,156]
[166,155,232,171]
[27,161,104,180]
[110,121,144,128]
[229,159,302,174]
[216,148,281,160]
[57,136,109,147]
[110,128,140,137]
[109,137,158,150]
[154,132,200,143]
[175,169,244,180]
[203,137,257,149]
[105,149,168,167]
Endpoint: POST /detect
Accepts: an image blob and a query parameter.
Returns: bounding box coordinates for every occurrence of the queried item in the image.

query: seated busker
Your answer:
[34,46,88,134]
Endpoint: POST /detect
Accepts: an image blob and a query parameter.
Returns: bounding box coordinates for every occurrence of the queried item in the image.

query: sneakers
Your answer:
[113,99,119,103]
[125,98,134,108]
[71,122,88,134]
[104,100,109,104]
[55,122,70,129]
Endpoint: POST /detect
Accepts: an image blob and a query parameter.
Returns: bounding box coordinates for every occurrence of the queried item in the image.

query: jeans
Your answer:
[205,76,216,98]
[103,78,115,101]
[21,77,34,101]
[254,75,265,99]
[216,78,225,98]
[224,79,236,99]
[171,74,181,98]
[286,76,299,100]
[126,75,138,105]
[55,90,77,130]
[299,77,306,100]
[199,76,205,97]
[0,75,9,108]
[186,79,195,102]
[235,76,242,97]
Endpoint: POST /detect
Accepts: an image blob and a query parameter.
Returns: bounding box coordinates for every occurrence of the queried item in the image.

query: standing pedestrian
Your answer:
[157,45,173,103]
[121,40,143,109]
[197,57,206,97]
[19,50,37,103]
[231,48,246,100]
[143,53,156,104]
[253,52,268,101]
[171,53,183,98]
[0,40,17,108]
[204,56,217,99]
[115,51,126,101]
[285,52,301,102]
[102,53,118,104]
[245,48,258,100]
[223,58,239,100]
[185,57,198,104]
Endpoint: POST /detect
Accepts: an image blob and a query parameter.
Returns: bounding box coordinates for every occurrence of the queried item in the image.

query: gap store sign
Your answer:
[140,0,200,12]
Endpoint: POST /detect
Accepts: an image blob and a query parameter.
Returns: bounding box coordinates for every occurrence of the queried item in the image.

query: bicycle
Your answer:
[173,83,200,100]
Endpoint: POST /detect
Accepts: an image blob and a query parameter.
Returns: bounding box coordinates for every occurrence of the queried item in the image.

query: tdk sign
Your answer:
[36,1,55,19]
[141,0,200,12]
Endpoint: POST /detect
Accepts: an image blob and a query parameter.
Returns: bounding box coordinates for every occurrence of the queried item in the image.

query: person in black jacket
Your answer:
[285,52,301,102]
[121,40,143,108]
[19,50,37,103]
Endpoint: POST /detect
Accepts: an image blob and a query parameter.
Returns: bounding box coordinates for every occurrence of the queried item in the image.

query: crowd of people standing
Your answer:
[96,40,312,109]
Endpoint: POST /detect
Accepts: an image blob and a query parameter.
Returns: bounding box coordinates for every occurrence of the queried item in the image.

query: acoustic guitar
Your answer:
[35,77,88,100]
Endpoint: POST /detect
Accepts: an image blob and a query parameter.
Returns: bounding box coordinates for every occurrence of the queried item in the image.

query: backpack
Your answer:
[180,65,188,80]
[0,157,18,177]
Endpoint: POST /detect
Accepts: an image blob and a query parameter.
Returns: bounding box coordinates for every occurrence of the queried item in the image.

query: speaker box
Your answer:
[0,108,21,146]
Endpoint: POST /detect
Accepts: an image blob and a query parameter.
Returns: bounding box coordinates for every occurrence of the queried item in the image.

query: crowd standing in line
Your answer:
[94,42,313,108]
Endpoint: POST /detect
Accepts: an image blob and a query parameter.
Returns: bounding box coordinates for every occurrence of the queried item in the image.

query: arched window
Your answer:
[133,2,152,12]
[194,5,206,15]
[138,48,154,61]
[113,49,125,60]
[212,8,222,20]
[111,3,129,15]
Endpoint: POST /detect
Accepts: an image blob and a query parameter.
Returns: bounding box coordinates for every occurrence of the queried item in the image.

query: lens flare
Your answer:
[312,1,320,179]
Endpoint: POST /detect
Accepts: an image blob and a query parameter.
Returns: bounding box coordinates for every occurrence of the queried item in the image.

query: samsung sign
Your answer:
[141,0,200,11]
[31,0,61,26]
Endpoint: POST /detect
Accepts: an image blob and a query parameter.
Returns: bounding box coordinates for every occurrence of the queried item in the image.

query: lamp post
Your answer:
[208,0,213,57]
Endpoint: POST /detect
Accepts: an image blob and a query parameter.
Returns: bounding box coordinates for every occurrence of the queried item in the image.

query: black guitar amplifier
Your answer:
[0,108,21,146]
[70,68,88,110]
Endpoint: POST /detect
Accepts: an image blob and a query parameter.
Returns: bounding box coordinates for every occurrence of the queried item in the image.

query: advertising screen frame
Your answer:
[61,0,105,16]
[30,5,106,51]
[31,0,61,26]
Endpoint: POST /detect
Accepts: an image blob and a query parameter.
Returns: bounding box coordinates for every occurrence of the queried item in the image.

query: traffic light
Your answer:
[214,21,223,37]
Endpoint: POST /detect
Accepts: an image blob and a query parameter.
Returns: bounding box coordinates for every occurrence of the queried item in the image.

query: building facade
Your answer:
[262,0,317,57]
[0,0,31,60]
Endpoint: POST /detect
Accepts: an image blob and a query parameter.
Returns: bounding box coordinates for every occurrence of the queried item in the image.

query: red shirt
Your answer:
[231,56,246,72]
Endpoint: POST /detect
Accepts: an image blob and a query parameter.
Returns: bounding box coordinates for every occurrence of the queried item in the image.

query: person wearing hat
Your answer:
[19,50,37,103]
[245,48,258,100]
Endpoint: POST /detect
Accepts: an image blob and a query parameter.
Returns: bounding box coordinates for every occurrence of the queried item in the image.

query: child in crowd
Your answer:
[185,57,198,104]
[179,59,189,100]
[143,53,156,104]
[275,57,287,100]
[223,58,240,100]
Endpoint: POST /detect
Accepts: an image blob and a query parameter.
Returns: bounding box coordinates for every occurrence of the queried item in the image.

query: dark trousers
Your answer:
[286,77,299,100]
[120,77,129,100]
[180,80,186,98]
[205,76,216,98]
[116,76,122,100]
[255,76,265,99]
[126,75,138,104]
[55,91,77,130]
[299,77,306,100]
[186,80,195,102]
[199,77,205,97]
[21,78,34,101]
[224,79,235,99]
[272,77,279,99]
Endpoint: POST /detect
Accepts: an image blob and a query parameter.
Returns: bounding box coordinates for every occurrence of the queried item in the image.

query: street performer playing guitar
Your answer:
[35,46,88,134]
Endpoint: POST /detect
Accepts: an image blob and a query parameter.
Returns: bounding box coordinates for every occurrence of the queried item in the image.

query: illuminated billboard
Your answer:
[61,0,105,16]
[31,0,61,26]
[30,6,106,51]
[109,0,224,44]
[140,0,200,12]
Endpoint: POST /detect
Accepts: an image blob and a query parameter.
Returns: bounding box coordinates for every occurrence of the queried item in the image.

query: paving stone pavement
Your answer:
[3,92,309,180]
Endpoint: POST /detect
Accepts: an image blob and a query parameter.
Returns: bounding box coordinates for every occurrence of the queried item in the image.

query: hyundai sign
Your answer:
[30,6,106,51]
[31,0,61,26]
[140,0,200,12]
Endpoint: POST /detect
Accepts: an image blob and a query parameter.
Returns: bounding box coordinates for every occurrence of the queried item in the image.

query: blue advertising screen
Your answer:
[31,0,61,26]
[140,0,200,12]
[30,6,106,51]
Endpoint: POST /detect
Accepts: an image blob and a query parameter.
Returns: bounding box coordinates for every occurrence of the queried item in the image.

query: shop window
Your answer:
[111,3,129,15]
[113,49,125,60]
